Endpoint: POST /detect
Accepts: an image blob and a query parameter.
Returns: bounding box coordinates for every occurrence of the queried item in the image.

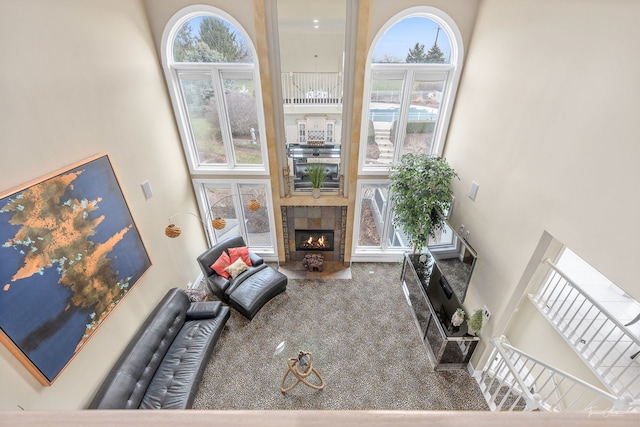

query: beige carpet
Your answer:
[193,262,489,410]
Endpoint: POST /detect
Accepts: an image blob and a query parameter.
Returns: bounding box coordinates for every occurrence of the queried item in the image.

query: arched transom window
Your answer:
[162,7,268,174]
[359,8,463,172]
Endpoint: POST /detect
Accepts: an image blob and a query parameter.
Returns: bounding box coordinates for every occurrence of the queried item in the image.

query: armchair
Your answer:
[196,235,287,320]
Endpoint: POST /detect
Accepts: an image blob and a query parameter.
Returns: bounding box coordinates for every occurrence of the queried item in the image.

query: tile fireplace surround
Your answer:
[281,206,347,264]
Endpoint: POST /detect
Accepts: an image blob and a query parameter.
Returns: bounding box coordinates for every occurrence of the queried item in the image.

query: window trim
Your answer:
[358,7,464,174]
[192,178,278,260]
[353,7,464,261]
[160,5,269,176]
[351,180,408,262]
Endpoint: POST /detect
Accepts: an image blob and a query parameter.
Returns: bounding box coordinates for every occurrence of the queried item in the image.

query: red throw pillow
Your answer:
[228,246,252,266]
[210,251,231,279]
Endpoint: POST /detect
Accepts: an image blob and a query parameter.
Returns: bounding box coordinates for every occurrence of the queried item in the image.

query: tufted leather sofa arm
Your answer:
[186,300,223,319]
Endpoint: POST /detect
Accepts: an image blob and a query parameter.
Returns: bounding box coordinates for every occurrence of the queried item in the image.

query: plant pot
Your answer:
[311,188,321,199]
[451,311,465,328]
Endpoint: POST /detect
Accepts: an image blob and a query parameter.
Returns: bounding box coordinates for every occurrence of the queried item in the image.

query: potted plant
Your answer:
[467,309,484,335]
[451,308,465,328]
[307,163,326,199]
[388,153,458,254]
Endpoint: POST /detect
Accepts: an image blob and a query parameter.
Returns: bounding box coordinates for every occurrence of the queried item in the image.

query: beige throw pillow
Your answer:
[224,258,248,279]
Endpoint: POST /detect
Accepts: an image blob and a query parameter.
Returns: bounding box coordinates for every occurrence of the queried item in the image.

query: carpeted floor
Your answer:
[192,262,489,411]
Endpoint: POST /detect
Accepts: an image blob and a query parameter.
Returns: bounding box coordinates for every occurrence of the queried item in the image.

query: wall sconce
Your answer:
[165,194,261,240]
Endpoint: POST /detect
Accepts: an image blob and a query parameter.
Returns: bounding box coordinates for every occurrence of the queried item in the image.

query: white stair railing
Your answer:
[529,259,640,399]
[478,336,632,412]
[281,72,343,106]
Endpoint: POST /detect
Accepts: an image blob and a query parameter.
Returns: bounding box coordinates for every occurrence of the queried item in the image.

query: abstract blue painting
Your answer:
[0,154,151,385]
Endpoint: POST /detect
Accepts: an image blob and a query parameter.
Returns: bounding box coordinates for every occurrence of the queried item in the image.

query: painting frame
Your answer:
[0,153,151,385]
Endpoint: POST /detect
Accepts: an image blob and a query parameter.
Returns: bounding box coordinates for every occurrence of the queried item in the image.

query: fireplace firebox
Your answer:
[295,230,334,252]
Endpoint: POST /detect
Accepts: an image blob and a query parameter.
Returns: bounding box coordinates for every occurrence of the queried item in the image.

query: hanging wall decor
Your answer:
[0,153,151,385]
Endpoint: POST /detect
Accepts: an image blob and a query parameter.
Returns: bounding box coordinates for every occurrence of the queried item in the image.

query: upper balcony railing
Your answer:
[529,258,640,400]
[478,336,634,412]
[281,72,343,107]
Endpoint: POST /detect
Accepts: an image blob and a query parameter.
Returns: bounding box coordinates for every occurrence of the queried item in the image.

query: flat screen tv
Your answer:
[427,220,477,303]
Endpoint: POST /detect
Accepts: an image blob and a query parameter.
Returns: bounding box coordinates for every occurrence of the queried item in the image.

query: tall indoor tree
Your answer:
[388,154,457,253]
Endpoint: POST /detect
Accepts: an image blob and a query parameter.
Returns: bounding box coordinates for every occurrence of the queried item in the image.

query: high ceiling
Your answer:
[277,0,346,34]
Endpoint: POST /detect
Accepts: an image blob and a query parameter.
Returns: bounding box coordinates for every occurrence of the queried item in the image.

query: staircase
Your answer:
[529,258,640,400]
[476,254,640,413]
[373,123,393,164]
[477,336,634,412]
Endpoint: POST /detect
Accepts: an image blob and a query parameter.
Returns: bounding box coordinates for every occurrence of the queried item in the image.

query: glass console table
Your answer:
[401,252,479,370]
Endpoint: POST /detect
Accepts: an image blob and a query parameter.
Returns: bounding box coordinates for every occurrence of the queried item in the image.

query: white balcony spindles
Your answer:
[529,259,640,400]
[478,336,631,412]
[281,72,343,106]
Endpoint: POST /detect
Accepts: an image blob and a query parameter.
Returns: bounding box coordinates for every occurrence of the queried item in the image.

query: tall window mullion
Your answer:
[212,69,236,168]
[391,70,414,164]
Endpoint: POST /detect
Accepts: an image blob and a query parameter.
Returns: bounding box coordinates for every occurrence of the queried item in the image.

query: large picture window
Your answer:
[359,9,463,172]
[353,8,463,260]
[194,180,276,256]
[163,8,268,174]
[162,7,276,258]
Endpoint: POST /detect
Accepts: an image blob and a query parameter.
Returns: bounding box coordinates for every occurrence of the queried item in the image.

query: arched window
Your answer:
[161,7,276,258]
[359,8,463,172]
[162,6,268,174]
[353,8,463,260]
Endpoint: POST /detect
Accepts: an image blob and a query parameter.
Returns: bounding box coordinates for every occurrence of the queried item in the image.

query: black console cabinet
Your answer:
[401,252,479,370]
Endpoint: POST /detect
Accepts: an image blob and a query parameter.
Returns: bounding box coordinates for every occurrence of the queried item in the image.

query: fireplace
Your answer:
[295,229,334,252]
[282,206,347,263]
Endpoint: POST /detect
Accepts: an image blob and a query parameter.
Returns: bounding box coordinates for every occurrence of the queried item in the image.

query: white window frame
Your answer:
[160,5,269,176]
[193,178,278,261]
[351,180,407,262]
[353,7,464,260]
[358,7,464,175]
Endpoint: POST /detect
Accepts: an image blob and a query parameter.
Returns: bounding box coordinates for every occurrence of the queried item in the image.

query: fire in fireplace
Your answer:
[295,229,334,252]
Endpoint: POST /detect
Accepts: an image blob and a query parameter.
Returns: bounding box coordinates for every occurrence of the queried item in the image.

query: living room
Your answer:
[0,0,638,425]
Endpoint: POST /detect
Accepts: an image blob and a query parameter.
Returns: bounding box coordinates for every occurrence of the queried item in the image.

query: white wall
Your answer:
[143,0,259,58]
[0,0,207,409]
[443,0,640,367]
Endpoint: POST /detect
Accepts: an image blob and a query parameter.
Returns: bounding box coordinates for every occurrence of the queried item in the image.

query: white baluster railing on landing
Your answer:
[478,336,632,412]
[281,72,343,106]
[529,259,640,400]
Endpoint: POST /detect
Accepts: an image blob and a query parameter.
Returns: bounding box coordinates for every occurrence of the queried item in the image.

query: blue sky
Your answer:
[181,15,451,64]
[372,17,451,63]
[183,16,246,42]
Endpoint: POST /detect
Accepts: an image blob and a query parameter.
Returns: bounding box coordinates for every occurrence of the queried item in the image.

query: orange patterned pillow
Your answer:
[210,251,231,279]
[228,246,252,266]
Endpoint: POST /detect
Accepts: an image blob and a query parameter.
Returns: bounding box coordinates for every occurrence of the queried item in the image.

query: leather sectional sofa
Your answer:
[88,288,230,409]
